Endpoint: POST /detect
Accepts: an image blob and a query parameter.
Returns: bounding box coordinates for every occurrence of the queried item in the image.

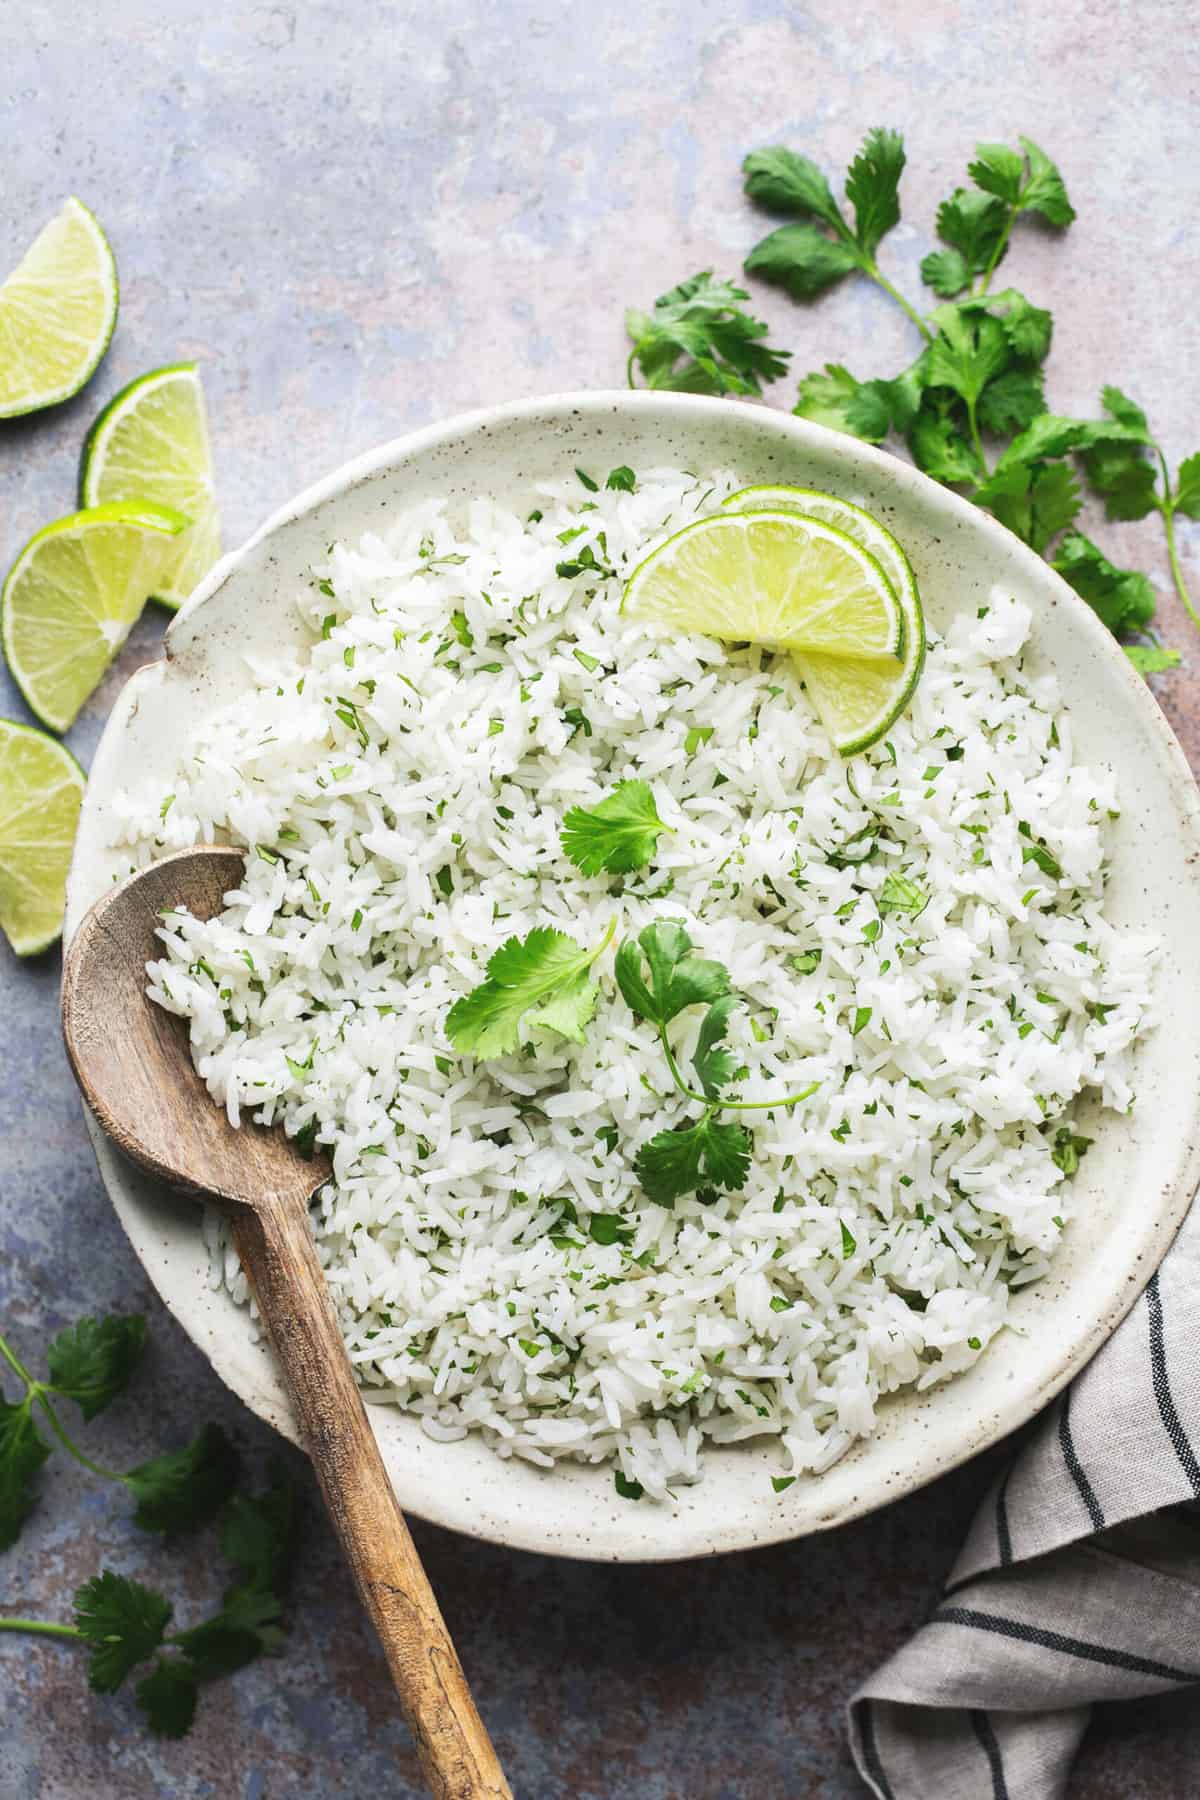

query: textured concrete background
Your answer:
[2,1,1199,1794]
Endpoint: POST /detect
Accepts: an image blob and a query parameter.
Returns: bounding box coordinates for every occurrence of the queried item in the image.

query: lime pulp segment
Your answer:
[80,362,221,611]
[623,509,904,662]
[2,501,188,734]
[0,198,118,418]
[720,485,926,752]
[0,719,85,955]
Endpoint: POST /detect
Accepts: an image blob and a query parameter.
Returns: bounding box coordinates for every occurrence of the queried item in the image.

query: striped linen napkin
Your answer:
[848,1196,1200,1799]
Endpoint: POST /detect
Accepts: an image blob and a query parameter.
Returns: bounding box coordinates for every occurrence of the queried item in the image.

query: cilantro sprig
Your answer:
[615,922,818,1207]
[626,127,1193,670]
[0,1317,237,1549]
[560,779,672,876]
[625,271,791,397]
[446,918,616,1059]
[0,1469,297,1737]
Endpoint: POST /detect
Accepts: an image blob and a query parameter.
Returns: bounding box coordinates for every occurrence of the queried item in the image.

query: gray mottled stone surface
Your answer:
[2,1,1198,1793]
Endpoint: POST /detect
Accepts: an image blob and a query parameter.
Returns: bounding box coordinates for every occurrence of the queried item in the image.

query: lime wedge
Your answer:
[0,199,118,418]
[722,484,926,752]
[2,502,188,733]
[80,363,220,611]
[0,719,85,955]
[623,510,903,663]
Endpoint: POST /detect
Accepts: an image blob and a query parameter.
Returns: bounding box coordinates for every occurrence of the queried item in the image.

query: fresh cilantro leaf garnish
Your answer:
[447,919,616,1058]
[1052,533,1156,636]
[878,873,929,916]
[635,1116,752,1207]
[1051,1125,1093,1176]
[605,465,636,492]
[135,1658,199,1737]
[614,1470,644,1500]
[625,271,790,396]
[74,1571,174,1692]
[0,1391,50,1550]
[616,923,817,1206]
[1124,643,1180,677]
[125,1422,239,1534]
[560,780,671,876]
[921,190,1010,297]
[46,1314,147,1421]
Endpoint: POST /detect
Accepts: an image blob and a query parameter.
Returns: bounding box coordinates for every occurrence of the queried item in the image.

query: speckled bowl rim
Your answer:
[66,390,1200,1562]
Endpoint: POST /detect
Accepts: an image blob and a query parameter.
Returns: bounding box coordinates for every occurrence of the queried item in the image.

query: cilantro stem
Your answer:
[975,207,1016,298]
[626,347,639,388]
[0,1617,84,1641]
[965,395,987,476]
[1157,453,1200,636]
[33,1392,123,1483]
[656,1027,818,1112]
[864,262,932,343]
[0,1328,36,1389]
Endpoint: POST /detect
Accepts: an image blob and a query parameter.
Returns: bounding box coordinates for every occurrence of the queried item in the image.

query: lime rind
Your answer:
[0,717,86,955]
[623,509,905,663]
[0,198,119,419]
[1,501,188,733]
[721,484,926,753]
[79,361,220,611]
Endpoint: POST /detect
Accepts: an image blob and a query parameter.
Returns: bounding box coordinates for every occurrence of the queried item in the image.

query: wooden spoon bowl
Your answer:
[61,845,510,1800]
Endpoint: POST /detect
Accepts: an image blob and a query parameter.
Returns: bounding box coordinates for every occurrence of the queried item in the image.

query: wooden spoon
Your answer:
[61,845,511,1800]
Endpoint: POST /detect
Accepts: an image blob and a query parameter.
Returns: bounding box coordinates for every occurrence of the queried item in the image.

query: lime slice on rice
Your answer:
[0,198,118,418]
[2,501,188,733]
[722,484,926,754]
[0,719,85,955]
[79,362,220,612]
[623,508,908,752]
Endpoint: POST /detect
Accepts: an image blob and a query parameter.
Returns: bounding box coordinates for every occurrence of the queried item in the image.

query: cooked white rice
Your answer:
[112,466,1158,1499]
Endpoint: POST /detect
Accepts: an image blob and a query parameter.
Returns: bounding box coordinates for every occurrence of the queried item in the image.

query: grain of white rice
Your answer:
[112,465,1157,1499]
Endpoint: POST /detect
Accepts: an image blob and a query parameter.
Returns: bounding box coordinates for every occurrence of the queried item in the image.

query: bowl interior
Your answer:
[67,392,1200,1561]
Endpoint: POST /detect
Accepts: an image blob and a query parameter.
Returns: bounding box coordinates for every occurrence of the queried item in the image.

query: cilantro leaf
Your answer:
[614,1470,644,1501]
[635,1116,752,1207]
[908,401,983,486]
[985,289,1053,362]
[691,993,741,1099]
[793,364,888,441]
[220,1467,298,1594]
[844,127,906,256]
[1099,385,1148,432]
[625,272,791,396]
[135,1659,199,1737]
[614,922,729,1028]
[606,466,636,492]
[968,136,1075,226]
[966,142,1026,204]
[1082,439,1159,520]
[74,1570,173,1692]
[929,189,1010,287]
[742,145,848,229]
[919,249,970,299]
[878,873,929,916]
[1016,136,1076,226]
[560,780,671,876]
[975,366,1046,436]
[46,1314,146,1421]
[925,309,1011,409]
[1052,533,1157,634]
[1051,1125,1093,1176]
[1174,454,1200,518]
[0,1394,50,1550]
[1125,643,1181,677]
[172,1596,280,1679]
[447,922,613,1058]
[743,225,862,300]
[125,1422,239,1534]
[977,458,1080,552]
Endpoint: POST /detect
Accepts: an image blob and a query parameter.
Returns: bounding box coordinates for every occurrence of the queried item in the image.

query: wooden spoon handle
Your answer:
[231,1196,512,1800]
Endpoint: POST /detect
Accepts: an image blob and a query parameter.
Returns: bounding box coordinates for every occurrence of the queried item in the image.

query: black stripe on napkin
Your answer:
[994,1461,1014,1566]
[858,1700,896,1800]
[969,1709,1009,1800]
[1058,1387,1104,1529]
[932,1606,1199,1683]
[1146,1271,1200,1497]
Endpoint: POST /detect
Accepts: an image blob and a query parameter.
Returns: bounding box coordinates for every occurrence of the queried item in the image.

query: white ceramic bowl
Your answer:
[66,391,1200,1561]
